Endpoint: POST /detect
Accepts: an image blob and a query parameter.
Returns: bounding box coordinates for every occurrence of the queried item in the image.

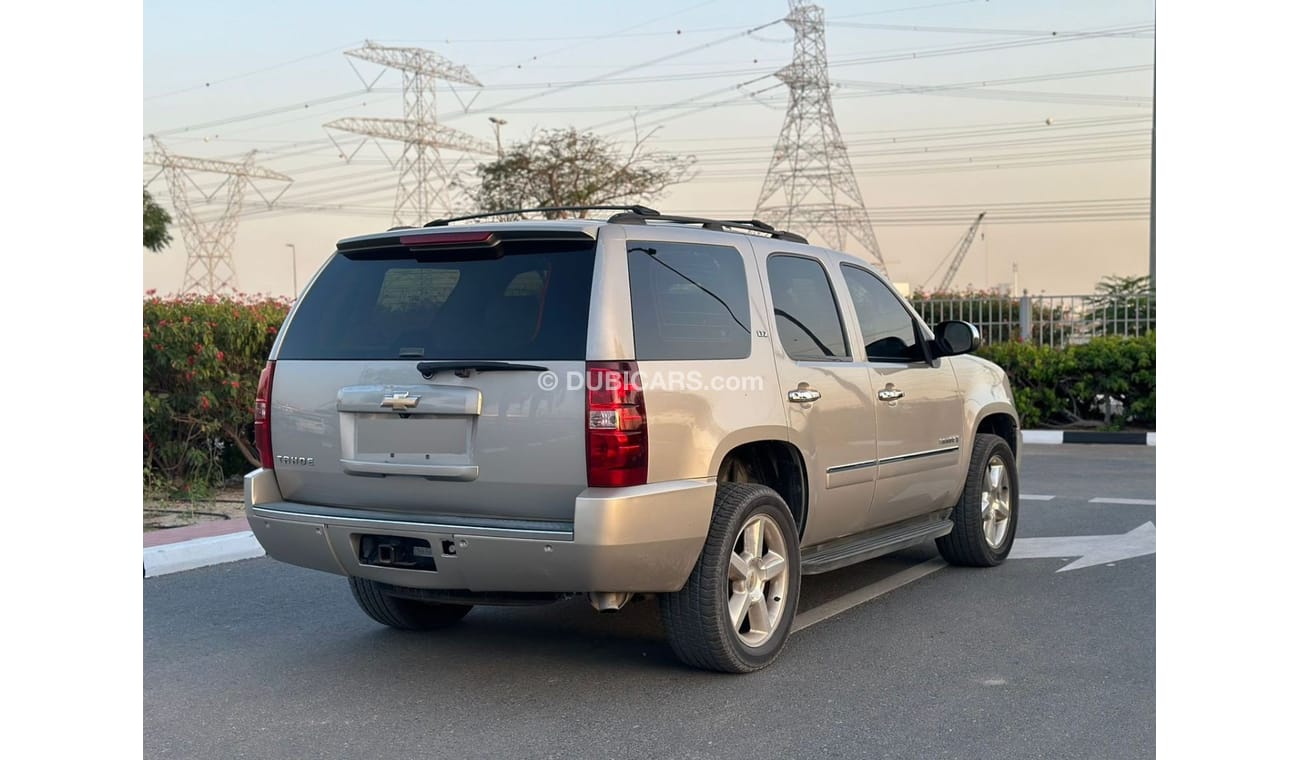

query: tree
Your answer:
[474,127,694,217]
[144,188,173,252]
[1081,275,1154,337]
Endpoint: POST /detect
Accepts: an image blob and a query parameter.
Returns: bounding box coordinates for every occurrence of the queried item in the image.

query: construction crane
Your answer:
[924,211,987,292]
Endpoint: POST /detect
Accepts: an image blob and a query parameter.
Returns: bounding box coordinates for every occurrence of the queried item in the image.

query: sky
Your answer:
[142,0,1155,297]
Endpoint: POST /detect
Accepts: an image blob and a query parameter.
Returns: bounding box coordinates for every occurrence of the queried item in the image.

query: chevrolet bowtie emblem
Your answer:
[380,392,421,411]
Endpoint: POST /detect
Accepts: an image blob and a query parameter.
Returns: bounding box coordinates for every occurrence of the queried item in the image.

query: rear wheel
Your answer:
[348,577,473,630]
[660,483,801,673]
[937,433,1019,567]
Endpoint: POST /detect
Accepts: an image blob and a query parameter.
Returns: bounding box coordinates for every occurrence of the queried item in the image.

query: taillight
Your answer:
[254,360,275,470]
[585,360,648,488]
[398,231,495,247]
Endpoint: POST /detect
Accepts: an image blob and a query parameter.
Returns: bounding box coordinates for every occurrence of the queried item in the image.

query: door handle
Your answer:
[878,385,905,402]
[787,387,822,403]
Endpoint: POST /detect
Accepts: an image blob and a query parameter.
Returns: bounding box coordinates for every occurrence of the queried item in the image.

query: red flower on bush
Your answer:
[187,356,195,366]
[267,325,278,335]
[200,397,211,411]
[216,351,225,361]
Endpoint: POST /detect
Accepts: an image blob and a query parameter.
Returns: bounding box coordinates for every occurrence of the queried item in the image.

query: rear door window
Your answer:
[627,241,751,360]
[277,239,595,360]
[766,254,849,361]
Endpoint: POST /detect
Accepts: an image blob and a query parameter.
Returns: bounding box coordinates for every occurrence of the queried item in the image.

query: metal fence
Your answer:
[910,293,1155,348]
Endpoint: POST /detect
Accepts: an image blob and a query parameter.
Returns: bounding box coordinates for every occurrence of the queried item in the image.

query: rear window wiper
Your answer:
[416,360,550,379]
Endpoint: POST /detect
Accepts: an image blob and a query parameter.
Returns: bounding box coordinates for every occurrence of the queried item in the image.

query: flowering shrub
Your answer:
[144,292,290,489]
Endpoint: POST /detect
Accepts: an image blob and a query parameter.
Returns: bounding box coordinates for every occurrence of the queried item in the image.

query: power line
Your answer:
[826,21,1153,38]
[827,0,985,21]
[144,42,361,100]
[145,88,397,138]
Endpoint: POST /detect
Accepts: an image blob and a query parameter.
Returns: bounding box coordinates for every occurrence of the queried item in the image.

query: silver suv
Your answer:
[246,206,1020,673]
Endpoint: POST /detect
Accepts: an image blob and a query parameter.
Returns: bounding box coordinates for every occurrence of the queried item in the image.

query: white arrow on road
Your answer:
[1009,522,1155,572]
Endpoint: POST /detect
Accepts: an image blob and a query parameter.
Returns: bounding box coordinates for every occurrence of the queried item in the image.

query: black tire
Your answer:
[348,577,473,630]
[937,433,1019,567]
[659,483,801,673]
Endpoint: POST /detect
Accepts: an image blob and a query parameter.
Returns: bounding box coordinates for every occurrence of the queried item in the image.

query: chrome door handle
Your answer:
[878,386,905,402]
[787,388,822,403]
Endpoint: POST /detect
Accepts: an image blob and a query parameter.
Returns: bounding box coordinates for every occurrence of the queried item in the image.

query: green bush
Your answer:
[144,293,290,491]
[1068,333,1156,426]
[976,333,1155,430]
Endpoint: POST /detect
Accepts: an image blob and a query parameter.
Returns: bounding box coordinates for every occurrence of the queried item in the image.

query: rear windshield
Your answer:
[277,239,595,360]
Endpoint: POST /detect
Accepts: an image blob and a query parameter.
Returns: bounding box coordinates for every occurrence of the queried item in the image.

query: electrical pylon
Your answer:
[754,0,887,273]
[325,41,495,227]
[144,137,292,295]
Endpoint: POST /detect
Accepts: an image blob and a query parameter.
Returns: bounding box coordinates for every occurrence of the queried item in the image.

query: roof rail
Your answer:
[424,205,659,227]
[420,204,809,244]
[606,210,808,244]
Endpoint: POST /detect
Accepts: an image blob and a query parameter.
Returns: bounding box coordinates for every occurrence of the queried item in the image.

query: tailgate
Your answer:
[267,232,595,523]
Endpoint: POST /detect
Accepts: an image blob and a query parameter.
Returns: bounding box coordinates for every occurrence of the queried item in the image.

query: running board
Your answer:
[801,515,953,576]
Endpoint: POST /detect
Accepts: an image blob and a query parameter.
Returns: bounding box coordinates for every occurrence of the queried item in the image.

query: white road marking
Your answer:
[1089,497,1156,506]
[1009,522,1155,572]
[793,558,947,632]
[1021,494,1055,501]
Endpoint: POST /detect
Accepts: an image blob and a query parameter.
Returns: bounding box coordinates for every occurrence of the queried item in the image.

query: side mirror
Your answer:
[935,320,982,356]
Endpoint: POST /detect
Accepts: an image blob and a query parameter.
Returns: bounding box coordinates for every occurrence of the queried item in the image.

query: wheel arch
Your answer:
[975,408,1020,456]
[713,434,809,540]
[966,404,1021,475]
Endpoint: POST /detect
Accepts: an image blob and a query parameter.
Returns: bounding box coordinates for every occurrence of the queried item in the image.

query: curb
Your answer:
[144,530,265,578]
[1024,430,1155,446]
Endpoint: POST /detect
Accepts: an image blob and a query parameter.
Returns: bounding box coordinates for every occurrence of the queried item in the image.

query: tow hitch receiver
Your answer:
[357,535,437,571]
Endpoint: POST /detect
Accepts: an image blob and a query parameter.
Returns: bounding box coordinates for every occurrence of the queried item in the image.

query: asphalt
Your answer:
[144,444,1155,759]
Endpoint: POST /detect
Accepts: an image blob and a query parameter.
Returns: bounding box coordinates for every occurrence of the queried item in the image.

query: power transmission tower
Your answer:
[144,137,292,296]
[755,0,888,273]
[325,41,495,227]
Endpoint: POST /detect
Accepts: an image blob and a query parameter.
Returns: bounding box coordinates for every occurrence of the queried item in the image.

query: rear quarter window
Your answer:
[627,241,751,361]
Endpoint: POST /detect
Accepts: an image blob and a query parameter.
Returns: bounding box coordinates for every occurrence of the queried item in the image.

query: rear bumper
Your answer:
[244,469,714,593]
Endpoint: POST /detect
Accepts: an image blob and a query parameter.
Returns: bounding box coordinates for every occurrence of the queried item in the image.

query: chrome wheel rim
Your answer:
[727,514,790,648]
[981,455,1013,549]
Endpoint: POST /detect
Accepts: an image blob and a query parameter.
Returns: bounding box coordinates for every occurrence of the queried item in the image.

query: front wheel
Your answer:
[937,433,1019,567]
[660,483,801,673]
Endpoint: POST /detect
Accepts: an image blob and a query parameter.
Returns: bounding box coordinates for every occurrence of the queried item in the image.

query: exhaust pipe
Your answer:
[588,592,633,613]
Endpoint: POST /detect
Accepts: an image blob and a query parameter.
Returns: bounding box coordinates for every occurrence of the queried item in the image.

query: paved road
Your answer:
[144,444,1155,759]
